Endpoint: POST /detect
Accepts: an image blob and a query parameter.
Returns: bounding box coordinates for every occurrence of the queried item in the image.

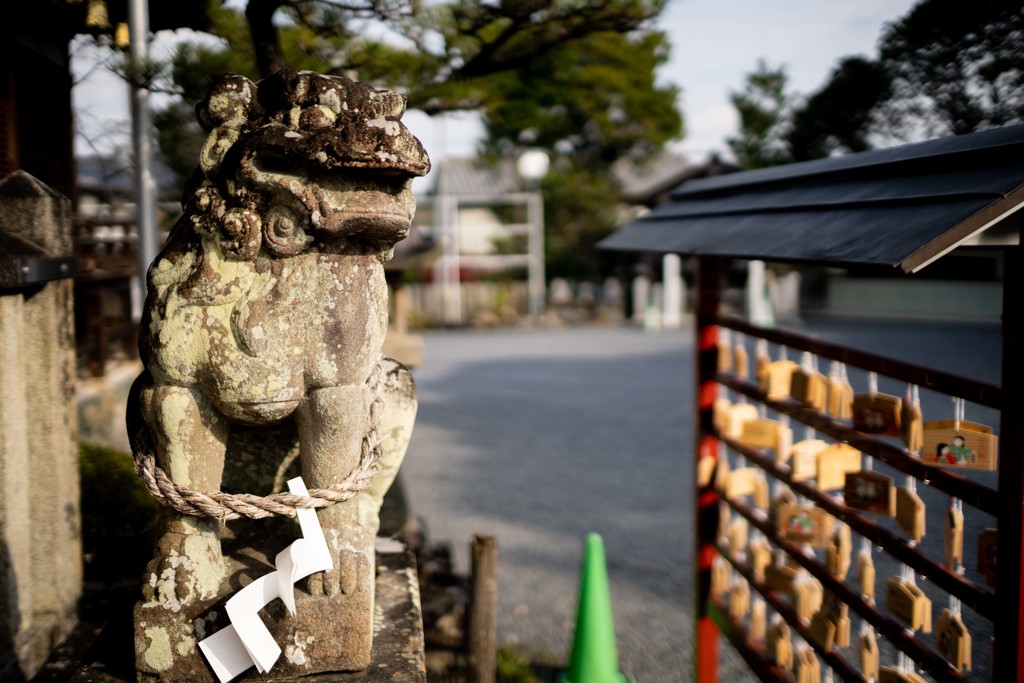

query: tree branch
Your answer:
[246,0,288,76]
[455,2,657,79]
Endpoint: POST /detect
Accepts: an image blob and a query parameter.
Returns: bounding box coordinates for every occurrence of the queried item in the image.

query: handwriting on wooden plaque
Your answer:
[844,470,895,516]
[853,393,902,435]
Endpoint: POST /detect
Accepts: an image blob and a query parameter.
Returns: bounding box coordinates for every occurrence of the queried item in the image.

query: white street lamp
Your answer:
[516,150,549,319]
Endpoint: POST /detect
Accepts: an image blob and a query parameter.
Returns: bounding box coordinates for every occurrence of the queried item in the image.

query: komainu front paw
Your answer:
[306,548,370,598]
[142,536,224,608]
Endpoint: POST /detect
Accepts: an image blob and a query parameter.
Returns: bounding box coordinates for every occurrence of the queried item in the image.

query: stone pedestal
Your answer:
[81,540,424,683]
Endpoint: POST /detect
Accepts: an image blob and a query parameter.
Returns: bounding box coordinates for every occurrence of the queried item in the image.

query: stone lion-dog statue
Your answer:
[128,68,427,677]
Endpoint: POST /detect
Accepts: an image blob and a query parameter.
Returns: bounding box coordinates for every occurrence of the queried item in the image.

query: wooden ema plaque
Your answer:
[697,454,716,488]
[767,619,793,671]
[713,398,732,436]
[858,629,879,680]
[729,579,750,620]
[790,439,828,482]
[809,611,837,651]
[749,538,771,578]
[728,517,749,552]
[825,524,851,580]
[852,393,902,436]
[711,558,730,600]
[828,375,853,420]
[844,470,895,516]
[777,504,833,547]
[718,340,732,373]
[922,419,998,471]
[885,577,932,633]
[770,488,796,526]
[762,360,798,400]
[879,666,927,683]
[756,353,771,392]
[943,507,964,568]
[734,344,749,380]
[936,608,972,672]
[895,487,926,543]
[725,468,769,510]
[738,418,793,463]
[764,562,801,595]
[856,549,875,601]
[791,369,827,413]
[793,577,823,621]
[816,444,861,492]
[714,457,730,495]
[794,647,820,683]
[724,403,759,440]
[823,594,850,647]
[901,399,924,452]
[750,598,766,640]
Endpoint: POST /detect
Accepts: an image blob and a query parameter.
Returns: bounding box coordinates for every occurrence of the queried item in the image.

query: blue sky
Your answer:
[72,0,919,178]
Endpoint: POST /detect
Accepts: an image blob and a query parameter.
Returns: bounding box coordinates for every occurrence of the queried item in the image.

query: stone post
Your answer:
[631,274,650,326]
[662,253,684,329]
[0,171,81,680]
[746,260,774,326]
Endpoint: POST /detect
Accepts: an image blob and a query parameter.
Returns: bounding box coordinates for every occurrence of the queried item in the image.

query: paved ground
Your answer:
[400,316,1001,682]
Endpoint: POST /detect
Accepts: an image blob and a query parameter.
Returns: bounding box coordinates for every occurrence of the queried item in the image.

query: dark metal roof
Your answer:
[600,124,1024,272]
[613,153,739,207]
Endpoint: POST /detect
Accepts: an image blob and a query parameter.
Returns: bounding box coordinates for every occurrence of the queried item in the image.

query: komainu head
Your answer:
[185,69,431,260]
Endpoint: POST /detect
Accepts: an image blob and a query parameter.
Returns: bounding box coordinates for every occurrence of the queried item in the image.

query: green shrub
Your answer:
[497,647,539,683]
[79,443,161,580]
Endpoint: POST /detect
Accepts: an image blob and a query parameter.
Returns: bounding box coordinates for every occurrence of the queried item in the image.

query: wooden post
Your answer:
[996,221,1024,677]
[694,256,724,682]
[469,534,498,683]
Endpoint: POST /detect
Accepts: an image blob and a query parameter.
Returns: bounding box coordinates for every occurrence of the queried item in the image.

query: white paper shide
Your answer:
[198,478,333,682]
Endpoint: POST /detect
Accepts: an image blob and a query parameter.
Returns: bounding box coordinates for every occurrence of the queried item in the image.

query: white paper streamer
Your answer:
[199,477,333,682]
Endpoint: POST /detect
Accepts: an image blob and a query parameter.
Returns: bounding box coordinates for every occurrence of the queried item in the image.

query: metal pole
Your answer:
[528,191,545,319]
[129,0,158,313]
[444,195,461,325]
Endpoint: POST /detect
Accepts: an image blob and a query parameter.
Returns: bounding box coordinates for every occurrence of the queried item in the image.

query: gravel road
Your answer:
[400,317,1001,682]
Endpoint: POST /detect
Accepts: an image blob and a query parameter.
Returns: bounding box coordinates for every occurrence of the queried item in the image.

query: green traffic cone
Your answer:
[559,533,628,683]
